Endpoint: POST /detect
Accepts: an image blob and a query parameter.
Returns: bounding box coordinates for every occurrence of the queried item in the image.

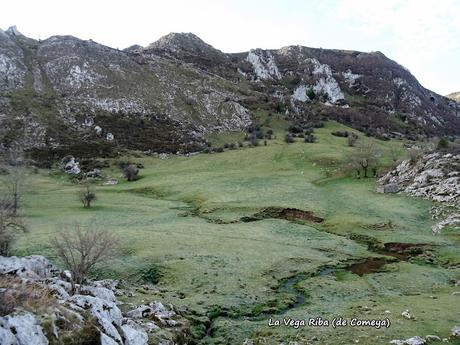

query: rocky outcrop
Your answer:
[379,152,460,233]
[0,255,191,345]
[447,91,460,102]
[0,255,60,278]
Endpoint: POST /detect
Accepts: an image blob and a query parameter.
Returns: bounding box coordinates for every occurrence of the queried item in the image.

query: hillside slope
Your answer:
[1,27,459,160]
[0,27,252,159]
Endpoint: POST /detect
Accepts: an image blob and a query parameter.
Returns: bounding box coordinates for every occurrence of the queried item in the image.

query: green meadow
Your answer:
[9,120,460,344]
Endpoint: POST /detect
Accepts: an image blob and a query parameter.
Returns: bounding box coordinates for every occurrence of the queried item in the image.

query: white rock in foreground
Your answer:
[0,312,49,345]
[0,255,59,279]
[67,295,123,342]
[121,321,149,345]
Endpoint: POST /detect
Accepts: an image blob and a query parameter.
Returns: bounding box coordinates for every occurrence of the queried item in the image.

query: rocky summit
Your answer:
[1,26,460,162]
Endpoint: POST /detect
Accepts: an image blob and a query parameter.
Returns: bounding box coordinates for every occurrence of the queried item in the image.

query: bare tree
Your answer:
[51,224,119,288]
[346,141,381,178]
[0,198,27,255]
[78,183,97,208]
[1,148,27,216]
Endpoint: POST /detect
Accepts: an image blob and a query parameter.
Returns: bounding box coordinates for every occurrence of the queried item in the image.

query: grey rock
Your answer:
[62,156,81,174]
[452,325,460,337]
[100,333,119,345]
[121,320,148,345]
[67,295,123,342]
[0,312,49,345]
[381,183,400,193]
[425,335,441,342]
[0,255,59,279]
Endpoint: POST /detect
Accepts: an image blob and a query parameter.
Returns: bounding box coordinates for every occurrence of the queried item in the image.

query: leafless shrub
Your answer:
[0,198,27,255]
[345,141,381,178]
[51,224,119,287]
[1,148,27,216]
[407,146,423,164]
[78,183,97,208]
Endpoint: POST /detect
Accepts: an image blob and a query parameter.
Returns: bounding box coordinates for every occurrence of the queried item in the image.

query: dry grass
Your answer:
[0,276,57,316]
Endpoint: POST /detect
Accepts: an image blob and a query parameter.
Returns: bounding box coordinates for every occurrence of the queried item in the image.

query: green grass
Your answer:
[8,120,460,344]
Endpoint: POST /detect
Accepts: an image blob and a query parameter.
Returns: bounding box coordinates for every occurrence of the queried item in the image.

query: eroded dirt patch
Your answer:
[346,258,394,276]
[241,207,324,223]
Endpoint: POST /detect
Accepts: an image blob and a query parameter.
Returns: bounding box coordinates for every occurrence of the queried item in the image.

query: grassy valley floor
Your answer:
[11,121,460,344]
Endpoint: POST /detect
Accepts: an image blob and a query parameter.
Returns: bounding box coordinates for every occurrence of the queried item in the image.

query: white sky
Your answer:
[1,0,459,95]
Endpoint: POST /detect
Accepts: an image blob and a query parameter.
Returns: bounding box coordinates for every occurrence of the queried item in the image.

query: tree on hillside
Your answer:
[51,223,119,288]
[345,141,381,178]
[0,198,27,255]
[1,148,27,216]
[78,183,97,208]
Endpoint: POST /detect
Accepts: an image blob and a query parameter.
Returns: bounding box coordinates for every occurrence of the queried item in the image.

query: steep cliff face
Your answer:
[1,27,459,160]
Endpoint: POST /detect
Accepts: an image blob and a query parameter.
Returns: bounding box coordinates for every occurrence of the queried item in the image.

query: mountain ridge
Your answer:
[1,26,459,162]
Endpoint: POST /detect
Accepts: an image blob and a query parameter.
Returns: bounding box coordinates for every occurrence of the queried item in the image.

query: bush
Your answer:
[437,137,449,150]
[347,133,358,147]
[123,165,139,181]
[304,134,316,143]
[51,224,119,286]
[304,128,313,135]
[331,131,349,137]
[288,125,303,134]
[285,134,294,144]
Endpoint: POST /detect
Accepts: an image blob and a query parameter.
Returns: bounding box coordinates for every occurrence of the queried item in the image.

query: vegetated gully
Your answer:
[185,205,434,341]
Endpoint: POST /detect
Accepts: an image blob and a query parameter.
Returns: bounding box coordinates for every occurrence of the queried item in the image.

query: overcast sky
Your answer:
[1,0,459,95]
